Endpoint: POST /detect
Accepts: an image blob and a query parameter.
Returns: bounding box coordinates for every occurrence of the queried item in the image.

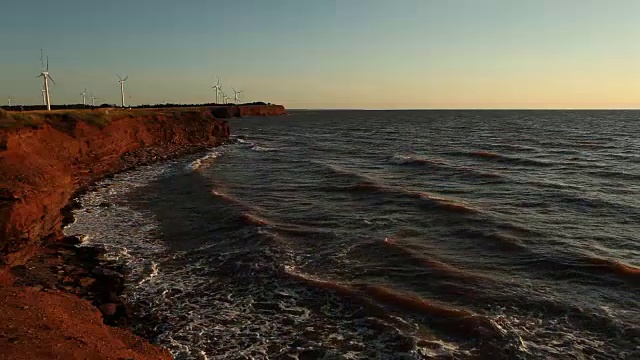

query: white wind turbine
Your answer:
[7,96,12,106]
[81,88,88,105]
[212,77,222,104]
[117,74,128,107]
[90,94,100,106]
[36,49,56,111]
[232,88,243,104]
[221,90,230,104]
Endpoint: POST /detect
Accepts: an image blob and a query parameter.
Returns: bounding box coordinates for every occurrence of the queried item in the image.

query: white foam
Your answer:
[250,144,278,152]
[185,151,221,171]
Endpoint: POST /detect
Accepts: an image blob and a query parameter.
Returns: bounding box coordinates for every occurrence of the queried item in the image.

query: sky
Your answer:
[2,0,640,109]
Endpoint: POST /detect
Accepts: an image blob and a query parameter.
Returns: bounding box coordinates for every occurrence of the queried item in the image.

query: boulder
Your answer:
[99,303,118,317]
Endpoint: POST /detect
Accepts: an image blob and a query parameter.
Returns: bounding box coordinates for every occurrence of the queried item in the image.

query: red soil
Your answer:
[0,285,171,360]
[0,106,247,359]
[0,108,229,268]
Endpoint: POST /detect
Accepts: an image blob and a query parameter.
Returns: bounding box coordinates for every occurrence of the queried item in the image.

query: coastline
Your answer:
[0,105,284,359]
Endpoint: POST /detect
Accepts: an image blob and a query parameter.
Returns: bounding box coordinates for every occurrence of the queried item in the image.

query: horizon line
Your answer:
[288,108,640,111]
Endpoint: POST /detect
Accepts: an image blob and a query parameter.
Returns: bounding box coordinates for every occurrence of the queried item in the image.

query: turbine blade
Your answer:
[36,74,43,78]
[123,76,128,81]
[40,49,44,69]
[46,56,49,71]
[47,75,56,85]
[117,74,122,80]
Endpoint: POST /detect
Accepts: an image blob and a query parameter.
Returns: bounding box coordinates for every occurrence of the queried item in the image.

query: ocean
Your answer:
[64,110,640,359]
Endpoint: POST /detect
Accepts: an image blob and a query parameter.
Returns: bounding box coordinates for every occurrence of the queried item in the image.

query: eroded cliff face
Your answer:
[210,104,287,118]
[0,108,230,269]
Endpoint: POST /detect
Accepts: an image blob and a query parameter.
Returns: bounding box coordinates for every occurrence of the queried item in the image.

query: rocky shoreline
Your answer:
[14,142,226,324]
[1,142,227,359]
[0,106,283,359]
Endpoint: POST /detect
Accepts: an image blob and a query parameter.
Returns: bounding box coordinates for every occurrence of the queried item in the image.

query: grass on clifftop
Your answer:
[0,107,216,132]
[0,108,114,131]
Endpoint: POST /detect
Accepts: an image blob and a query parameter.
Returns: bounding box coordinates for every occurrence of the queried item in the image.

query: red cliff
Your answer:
[0,106,241,359]
[0,107,229,269]
[210,104,287,118]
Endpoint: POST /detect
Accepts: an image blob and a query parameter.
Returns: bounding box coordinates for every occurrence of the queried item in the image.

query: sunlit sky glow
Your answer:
[2,0,640,109]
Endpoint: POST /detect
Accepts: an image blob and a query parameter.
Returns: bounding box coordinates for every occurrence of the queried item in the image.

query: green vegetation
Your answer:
[0,109,114,131]
[0,110,45,129]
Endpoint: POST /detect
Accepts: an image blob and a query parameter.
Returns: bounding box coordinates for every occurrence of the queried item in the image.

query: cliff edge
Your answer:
[0,106,244,359]
[0,107,230,268]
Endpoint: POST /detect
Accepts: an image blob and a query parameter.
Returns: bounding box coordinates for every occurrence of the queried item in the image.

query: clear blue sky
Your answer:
[2,0,640,109]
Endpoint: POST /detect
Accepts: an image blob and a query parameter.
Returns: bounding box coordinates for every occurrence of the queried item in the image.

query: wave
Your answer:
[380,237,492,281]
[390,154,504,180]
[210,189,275,229]
[250,144,278,152]
[486,143,540,153]
[583,256,640,282]
[320,162,380,183]
[574,141,619,149]
[240,212,272,227]
[358,285,506,339]
[523,254,640,285]
[453,228,530,253]
[210,189,242,206]
[283,268,504,340]
[419,192,480,215]
[347,181,480,215]
[552,191,640,216]
[451,150,556,167]
[390,154,449,167]
[586,169,640,182]
[318,163,481,215]
[185,150,220,171]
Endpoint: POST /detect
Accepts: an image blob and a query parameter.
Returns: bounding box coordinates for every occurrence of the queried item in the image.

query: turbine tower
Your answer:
[41,89,46,105]
[81,88,87,105]
[90,94,100,106]
[212,77,222,104]
[220,90,228,104]
[117,74,128,107]
[232,88,243,104]
[7,96,12,107]
[36,49,56,111]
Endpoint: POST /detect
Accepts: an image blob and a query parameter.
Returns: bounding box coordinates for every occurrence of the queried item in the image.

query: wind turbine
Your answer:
[81,88,87,105]
[117,74,128,107]
[232,88,243,104]
[220,90,229,104]
[212,77,222,104]
[7,96,12,107]
[36,49,55,111]
[90,94,100,106]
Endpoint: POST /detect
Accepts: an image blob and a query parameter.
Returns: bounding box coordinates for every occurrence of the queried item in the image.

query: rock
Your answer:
[64,234,87,245]
[92,267,124,279]
[30,285,43,292]
[75,245,107,260]
[99,303,118,317]
[107,292,121,303]
[79,277,96,287]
